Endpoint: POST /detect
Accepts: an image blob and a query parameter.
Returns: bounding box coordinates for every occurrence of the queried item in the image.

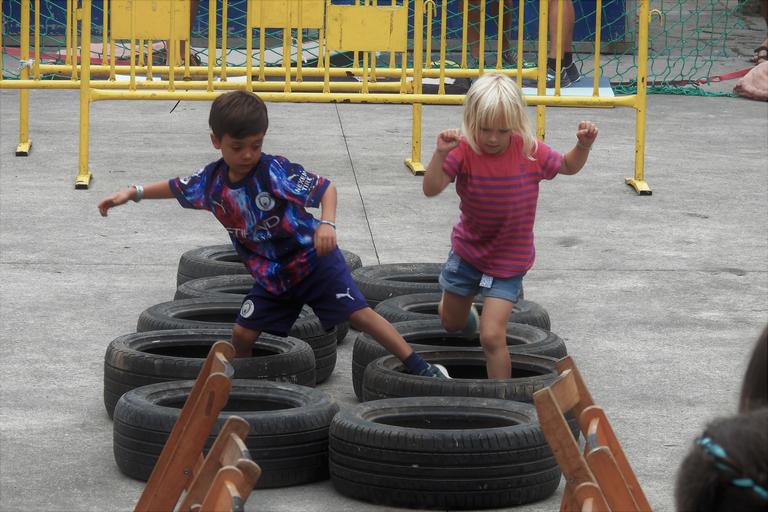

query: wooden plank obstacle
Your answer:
[134,340,261,512]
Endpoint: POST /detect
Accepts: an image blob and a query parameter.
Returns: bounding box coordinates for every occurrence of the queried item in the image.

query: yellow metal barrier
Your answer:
[1,0,651,194]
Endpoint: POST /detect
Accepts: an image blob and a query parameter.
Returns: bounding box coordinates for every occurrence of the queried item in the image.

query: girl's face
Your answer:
[476,114,512,155]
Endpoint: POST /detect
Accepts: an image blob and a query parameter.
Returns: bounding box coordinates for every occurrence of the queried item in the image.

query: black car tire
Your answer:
[361,348,559,403]
[103,329,316,417]
[329,396,560,509]
[136,298,337,383]
[351,263,443,307]
[113,380,339,488]
[177,245,362,285]
[351,319,566,400]
[374,292,551,330]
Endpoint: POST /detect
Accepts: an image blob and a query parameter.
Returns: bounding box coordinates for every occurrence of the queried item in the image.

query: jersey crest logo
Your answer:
[255,192,275,211]
[240,300,255,318]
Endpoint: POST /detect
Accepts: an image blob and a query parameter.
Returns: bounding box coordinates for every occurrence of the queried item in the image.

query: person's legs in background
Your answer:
[500,0,517,66]
[751,0,768,64]
[464,0,515,68]
[163,0,200,67]
[546,0,580,86]
[180,0,201,66]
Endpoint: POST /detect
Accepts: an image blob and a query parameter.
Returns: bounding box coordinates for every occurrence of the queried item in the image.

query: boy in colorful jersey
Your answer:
[98,90,448,378]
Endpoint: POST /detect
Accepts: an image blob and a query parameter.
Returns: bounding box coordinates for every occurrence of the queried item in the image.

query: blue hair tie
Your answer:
[695,436,768,502]
[732,478,768,501]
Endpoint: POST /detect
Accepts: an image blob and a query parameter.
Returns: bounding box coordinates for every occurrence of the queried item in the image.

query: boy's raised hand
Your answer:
[314,223,337,256]
[436,129,461,154]
[98,189,132,217]
[576,121,598,148]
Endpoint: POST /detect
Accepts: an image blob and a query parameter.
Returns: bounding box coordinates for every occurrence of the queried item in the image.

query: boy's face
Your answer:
[210,132,265,176]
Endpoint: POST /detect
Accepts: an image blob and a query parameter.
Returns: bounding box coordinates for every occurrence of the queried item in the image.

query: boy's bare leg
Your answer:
[477,297,514,379]
[231,323,262,358]
[348,307,413,361]
[437,290,476,332]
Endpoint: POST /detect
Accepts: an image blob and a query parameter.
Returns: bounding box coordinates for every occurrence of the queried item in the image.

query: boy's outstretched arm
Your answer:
[560,121,599,176]
[423,129,460,197]
[314,183,337,256]
[97,181,174,217]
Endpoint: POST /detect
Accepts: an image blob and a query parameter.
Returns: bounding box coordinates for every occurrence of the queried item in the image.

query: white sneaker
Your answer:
[431,363,452,379]
[416,362,451,379]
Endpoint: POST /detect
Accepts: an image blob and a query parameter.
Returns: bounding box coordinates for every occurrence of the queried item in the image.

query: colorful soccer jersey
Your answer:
[169,155,330,294]
[442,136,563,277]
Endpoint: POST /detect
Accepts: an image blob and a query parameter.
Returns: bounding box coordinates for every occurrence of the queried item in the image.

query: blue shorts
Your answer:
[236,248,368,336]
[438,250,524,303]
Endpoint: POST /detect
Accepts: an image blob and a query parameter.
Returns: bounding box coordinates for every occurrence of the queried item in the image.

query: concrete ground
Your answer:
[1,69,767,512]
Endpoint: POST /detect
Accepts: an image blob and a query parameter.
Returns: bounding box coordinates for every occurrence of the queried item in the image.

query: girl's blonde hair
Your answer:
[462,73,536,158]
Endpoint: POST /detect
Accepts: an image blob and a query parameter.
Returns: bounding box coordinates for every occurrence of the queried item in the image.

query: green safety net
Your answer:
[1,0,762,97]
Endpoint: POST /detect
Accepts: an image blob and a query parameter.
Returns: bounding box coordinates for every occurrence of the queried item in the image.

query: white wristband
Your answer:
[319,220,336,230]
[130,184,144,202]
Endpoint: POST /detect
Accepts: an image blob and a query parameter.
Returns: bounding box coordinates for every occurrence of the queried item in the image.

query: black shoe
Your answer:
[564,62,581,84]
[501,50,517,68]
[546,62,580,88]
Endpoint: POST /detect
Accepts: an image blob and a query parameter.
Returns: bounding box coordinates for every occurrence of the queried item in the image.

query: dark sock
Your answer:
[547,57,557,70]
[548,54,573,70]
[403,351,429,374]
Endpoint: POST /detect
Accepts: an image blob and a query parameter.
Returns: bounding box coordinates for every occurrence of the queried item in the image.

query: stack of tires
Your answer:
[326,262,569,509]
[105,245,362,489]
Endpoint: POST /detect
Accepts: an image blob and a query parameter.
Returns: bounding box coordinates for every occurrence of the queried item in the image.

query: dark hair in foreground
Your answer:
[739,325,768,413]
[209,90,268,139]
[674,408,768,512]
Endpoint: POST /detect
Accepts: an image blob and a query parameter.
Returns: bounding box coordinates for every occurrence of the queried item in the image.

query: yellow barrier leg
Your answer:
[16,0,32,156]
[16,91,33,156]
[625,0,652,195]
[405,103,424,175]
[534,0,548,141]
[405,0,424,175]
[75,0,93,189]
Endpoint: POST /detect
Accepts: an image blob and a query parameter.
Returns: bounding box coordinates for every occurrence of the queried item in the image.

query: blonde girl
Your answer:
[423,72,598,379]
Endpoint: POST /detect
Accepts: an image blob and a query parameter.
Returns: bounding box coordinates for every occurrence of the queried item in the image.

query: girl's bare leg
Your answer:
[478,297,515,379]
[438,290,476,332]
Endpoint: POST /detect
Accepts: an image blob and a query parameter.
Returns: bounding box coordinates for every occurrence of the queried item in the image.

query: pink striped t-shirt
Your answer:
[442,135,563,278]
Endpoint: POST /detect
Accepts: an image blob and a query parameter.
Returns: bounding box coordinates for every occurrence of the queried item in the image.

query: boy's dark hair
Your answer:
[208,90,268,139]
[739,325,768,413]
[674,408,768,512]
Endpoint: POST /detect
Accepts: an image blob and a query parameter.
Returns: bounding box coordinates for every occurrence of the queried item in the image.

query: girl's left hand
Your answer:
[314,223,337,256]
[576,121,599,147]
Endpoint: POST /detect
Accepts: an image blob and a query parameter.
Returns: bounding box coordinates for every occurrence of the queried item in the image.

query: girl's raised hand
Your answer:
[576,121,598,148]
[436,129,461,154]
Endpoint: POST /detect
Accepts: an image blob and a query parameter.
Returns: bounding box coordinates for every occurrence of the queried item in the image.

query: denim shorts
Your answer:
[438,250,524,303]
